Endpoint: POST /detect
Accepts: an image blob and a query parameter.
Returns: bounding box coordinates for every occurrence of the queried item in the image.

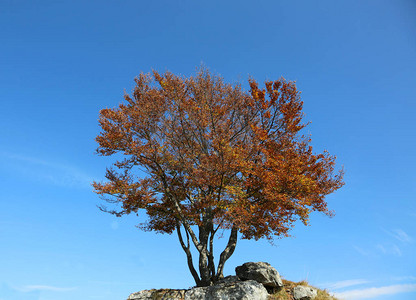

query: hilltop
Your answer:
[127,262,339,300]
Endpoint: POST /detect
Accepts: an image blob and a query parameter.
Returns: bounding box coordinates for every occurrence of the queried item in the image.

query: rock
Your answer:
[128,261,285,299]
[293,285,317,300]
[127,288,186,300]
[184,280,268,300]
[217,275,240,284]
[127,290,153,299]
[184,286,209,299]
[128,281,268,300]
[235,262,283,291]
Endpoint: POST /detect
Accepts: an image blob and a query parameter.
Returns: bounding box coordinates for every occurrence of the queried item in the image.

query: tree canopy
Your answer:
[93,67,344,286]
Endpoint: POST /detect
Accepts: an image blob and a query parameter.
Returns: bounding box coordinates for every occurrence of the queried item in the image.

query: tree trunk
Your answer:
[197,222,212,286]
[176,222,201,286]
[215,226,238,281]
[207,228,216,282]
[176,222,238,287]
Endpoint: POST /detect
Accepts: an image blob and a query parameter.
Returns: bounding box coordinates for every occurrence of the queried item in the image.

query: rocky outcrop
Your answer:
[235,262,283,291]
[216,275,240,284]
[128,289,186,299]
[127,262,318,300]
[293,285,318,300]
[127,281,267,300]
[185,280,268,300]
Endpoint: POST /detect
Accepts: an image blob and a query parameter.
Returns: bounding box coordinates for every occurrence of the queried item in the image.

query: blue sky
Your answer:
[0,1,415,299]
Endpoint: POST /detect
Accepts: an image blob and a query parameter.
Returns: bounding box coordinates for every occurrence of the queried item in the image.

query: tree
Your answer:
[93,67,344,287]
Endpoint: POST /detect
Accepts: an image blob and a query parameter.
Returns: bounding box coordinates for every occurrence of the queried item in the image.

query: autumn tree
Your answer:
[93,67,344,287]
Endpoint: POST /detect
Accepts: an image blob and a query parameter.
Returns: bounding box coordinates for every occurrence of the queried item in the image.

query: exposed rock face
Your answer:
[216,275,240,284]
[127,290,151,300]
[293,285,317,300]
[127,281,267,300]
[127,262,320,300]
[235,262,283,291]
[128,288,186,300]
[185,280,268,300]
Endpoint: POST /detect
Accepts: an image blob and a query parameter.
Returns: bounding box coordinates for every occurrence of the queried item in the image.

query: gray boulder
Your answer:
[127,290,152,299]
[127,281,268,300]
[293,285,317,300]
[235,262,283,291]
[216,275,240,284]
[185,280,268,300]
[127,288,186,300]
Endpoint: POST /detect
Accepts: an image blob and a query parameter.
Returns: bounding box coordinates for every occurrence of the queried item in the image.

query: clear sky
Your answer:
[0,1,415,299]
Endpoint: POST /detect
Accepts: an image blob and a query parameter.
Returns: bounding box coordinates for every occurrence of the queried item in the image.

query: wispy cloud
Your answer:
[354,228,412,259]
[353,245,370,256]
[21,285,76,292]
[376,244,402,256]
[382,228,413,243]
[334,283,416,299]
[0,283,76,300]
[326,279,370,290]
[390,229,412,243]
[0,152,94,189]
[0,283,40,300]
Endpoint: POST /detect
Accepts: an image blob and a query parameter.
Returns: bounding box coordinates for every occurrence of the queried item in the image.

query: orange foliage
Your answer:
[94,67,344,240]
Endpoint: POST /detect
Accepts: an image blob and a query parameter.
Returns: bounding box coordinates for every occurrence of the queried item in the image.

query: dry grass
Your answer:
[268,279,338,300]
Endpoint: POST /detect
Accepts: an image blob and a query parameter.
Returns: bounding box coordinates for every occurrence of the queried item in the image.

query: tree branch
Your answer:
[176,222,201,286]
[216,226,238,280]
